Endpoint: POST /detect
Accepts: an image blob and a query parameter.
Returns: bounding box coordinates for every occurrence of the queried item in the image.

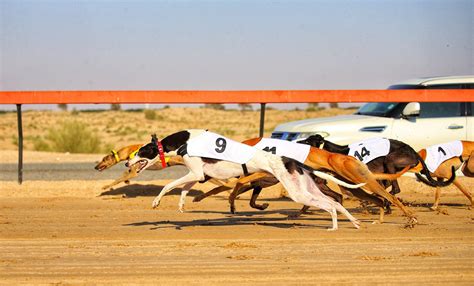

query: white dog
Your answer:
[128,130,363,230]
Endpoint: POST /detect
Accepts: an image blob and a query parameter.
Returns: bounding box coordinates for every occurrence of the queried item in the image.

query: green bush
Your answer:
[144,109,157,120]
[33,137,51,152]
[46,120,102,153]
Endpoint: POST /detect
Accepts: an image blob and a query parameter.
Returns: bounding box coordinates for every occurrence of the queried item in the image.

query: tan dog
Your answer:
[197,138,414,224]
[411,141,474,210]
[95,144,177,190]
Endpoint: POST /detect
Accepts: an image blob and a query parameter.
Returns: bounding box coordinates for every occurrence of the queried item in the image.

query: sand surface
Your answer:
[1,177,473,285]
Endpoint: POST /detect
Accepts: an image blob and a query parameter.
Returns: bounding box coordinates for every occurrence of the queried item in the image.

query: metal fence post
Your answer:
[259,103,266,137]
[16,104,23,184]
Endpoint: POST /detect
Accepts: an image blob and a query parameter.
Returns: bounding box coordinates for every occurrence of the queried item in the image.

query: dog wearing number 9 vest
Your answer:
[127,129,364,231]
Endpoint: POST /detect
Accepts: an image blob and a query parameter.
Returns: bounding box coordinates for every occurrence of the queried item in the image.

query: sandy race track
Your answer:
[1,176,473,285]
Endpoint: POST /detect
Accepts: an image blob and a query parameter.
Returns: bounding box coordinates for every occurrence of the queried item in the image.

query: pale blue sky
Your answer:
[1,0,472,110]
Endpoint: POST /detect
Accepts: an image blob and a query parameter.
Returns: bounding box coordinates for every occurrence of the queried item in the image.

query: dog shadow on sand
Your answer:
[123,213,342,231]
[98,183,205,198]
[123,204,377,231]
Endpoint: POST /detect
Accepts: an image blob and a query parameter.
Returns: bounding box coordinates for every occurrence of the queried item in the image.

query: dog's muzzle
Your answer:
[133,159,149,173]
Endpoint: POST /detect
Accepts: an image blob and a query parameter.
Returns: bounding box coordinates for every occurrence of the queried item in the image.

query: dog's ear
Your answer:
[151,134,158,143]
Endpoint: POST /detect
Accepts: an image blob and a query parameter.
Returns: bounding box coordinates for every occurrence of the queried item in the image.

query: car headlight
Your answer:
[296,131,330,139]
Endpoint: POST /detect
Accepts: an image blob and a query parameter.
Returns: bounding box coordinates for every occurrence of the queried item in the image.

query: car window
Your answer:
[419,103,462,118]
[425,84,465,89]
[356,103,400,117]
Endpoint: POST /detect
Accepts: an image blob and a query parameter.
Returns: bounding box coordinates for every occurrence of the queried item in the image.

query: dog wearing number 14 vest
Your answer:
[298,135,456,215]
[127,129,364,231]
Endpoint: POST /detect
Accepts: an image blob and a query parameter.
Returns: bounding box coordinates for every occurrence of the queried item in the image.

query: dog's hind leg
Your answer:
[452,178,473,209]
[229,184,253,213]
[249,186,269,210]
[178,182,197,213]
[193,185,232,202]
[431,187,441,210]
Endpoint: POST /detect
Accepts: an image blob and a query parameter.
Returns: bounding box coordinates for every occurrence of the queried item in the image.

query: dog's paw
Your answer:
[193,196,203,202]
[327,227,338,232]
[178,207,185,213]
[255,203,269,211]
[152,199,161,209]
[353,220,361,229]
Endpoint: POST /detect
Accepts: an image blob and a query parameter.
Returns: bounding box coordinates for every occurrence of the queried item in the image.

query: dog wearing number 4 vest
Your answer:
[297,135,455,214]
[127,129,364,231]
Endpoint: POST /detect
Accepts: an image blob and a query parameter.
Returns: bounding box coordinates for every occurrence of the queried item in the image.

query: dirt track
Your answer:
[1,177,473,285]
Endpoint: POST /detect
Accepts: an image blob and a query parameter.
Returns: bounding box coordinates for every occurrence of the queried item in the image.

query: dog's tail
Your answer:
[312,170,365,189]
[413,153,456,187]
[283,156,365,189]
[371,165,411,181]
[415,166,456,187]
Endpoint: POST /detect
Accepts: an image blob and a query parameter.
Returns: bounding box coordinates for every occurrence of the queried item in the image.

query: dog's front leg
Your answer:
[178,182,197,213]
[152,156,205,209]
[152,172,200,209]
[101,165,139,190]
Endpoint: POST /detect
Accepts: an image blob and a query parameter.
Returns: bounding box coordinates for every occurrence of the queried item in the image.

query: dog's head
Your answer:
[127,134,165,173]
[297,134,325,148]
[94,150,121,171]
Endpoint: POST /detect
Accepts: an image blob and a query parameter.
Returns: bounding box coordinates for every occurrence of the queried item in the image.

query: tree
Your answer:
[111,104,121,111]
[306,103,320,111]
[238,103,253,111]
[329,103,339,108]
[57,104,67,111]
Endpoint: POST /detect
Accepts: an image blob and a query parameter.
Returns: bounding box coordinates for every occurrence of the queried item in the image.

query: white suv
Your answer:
[271,76,473,151]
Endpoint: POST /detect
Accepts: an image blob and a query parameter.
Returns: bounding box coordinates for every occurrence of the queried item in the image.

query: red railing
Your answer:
[1,89,472,184]
[0,89,473,104]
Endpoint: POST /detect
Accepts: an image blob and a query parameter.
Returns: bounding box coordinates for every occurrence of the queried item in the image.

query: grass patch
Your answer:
[46,120,102,153]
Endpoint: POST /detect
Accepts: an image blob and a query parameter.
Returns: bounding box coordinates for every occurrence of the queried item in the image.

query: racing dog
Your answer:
[198,137,411,220]
[95,144,145,190]
[298,135,454,196]
[411,140,474,210]
[95,144,144,172]
[296,135,456,215]
[95,144,181,190]
[128,130,363,231]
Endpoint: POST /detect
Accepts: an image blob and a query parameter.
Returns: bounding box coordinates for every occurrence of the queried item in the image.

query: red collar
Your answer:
[156,139,167,169]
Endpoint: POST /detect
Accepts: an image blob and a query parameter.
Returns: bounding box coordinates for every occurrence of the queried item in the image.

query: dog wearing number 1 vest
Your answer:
[410,140,474,210]
[127,129,364,231]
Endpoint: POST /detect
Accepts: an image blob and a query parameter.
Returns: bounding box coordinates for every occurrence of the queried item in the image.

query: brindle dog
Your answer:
[297,135,455,212]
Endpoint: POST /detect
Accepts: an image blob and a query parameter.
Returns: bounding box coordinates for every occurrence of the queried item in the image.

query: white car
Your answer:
[271,76,474,151]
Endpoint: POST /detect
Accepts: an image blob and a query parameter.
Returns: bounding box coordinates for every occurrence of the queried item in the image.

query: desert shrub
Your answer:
[11,136,18,146]
[306,103,323,112]
[204,103,225,110]
[33,137,51,151]
[46,120,102,153]
[144,109,157,120]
